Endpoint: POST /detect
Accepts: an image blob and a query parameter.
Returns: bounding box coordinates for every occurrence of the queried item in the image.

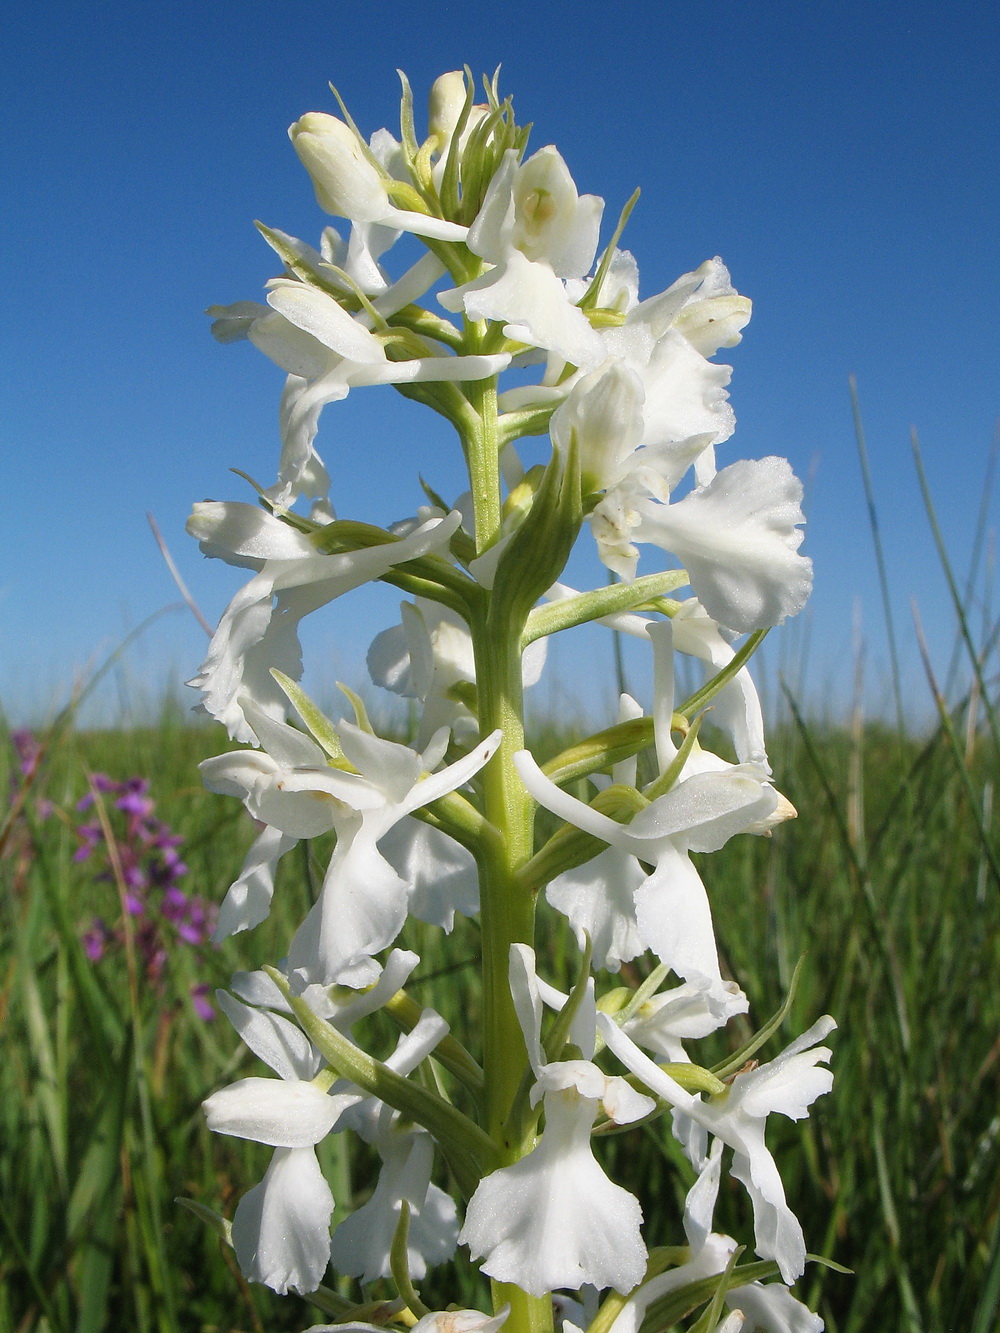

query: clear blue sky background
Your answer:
[3,0,998,728]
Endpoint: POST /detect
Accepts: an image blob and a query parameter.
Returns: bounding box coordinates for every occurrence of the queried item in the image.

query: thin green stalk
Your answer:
[911,428,1000,763]
[462,365,553,1333]
[849,376,905,734]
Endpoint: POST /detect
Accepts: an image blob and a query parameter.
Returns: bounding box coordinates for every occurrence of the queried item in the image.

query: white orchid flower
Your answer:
[325,1010,461,1283]
[202,993,360,1294]
[377,817,480,931]
[515,738,776,1005]
[284,723,501,989]
[367,599,480,746]
[606,1144,738,1333]
[203,694,499,980]
[608,1139,824,1333]
[227,948,421,1032]
[188,508,463,743]
[599,1014,836,1284]
[330,1119,460,1283]
[269,372,333,512]
[200,701,338,939]
[289,111,469,243]
[543,694,647,971]
[604,257,751,474]
[248,279,511,403]
[439,146,606,366]
[529,620,784,982]
[460,947,652,1296]
[633,456,813,633]
[623,979,750,1064]
[550,359,646,496]
[557,590,769,770]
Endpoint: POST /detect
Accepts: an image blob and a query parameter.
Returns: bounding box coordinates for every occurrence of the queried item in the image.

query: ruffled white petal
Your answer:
[231,1146,334,1294]
[635,457,812,632]
[460,1089,646,1295]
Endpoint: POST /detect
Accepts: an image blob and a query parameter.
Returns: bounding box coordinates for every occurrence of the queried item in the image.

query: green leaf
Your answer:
[270,670,347,761]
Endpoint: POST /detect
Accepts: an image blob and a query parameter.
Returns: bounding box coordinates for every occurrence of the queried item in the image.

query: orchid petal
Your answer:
[231,1146,334,1294]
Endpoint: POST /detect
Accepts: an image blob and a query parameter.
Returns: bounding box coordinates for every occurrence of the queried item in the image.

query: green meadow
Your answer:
[3,682,997,1333]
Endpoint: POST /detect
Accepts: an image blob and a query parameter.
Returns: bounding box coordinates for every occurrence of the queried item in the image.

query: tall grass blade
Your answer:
[911,427,1000,761]
[849,376,905,732]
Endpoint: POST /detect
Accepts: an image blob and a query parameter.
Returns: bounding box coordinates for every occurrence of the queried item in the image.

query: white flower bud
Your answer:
[288,112,389,222]
[427,70,468,141]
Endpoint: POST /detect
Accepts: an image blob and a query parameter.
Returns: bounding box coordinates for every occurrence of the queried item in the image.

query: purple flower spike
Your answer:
[163,885,189,914]
[190,983,215,1022]
[12,729,41,778]
[117,792,155,818]
[83,919,111,961]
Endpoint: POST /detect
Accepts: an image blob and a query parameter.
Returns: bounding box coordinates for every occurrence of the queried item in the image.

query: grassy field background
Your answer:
[2,671,998,1333]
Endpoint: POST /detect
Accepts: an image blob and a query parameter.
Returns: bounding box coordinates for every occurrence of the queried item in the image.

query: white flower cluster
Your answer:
[191,70,833,1333]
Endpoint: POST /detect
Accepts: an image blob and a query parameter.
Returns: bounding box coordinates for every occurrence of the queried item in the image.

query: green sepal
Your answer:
[254,221,356,305]
[303,1288,375,1321]
[227,467,320,533]
[384,989,486,1099]
[593,962,672,1048]
[684,1246,744,1333]
[437,68,475,220]
[455,89,528,228]
[542,932,594,1065]
[678,628,770,717]
[328,81,390,176]
[390,1201,432,1320]
[523,572,689,646]
[269,669,347,763]
[489,434,582,631]
[640,1257,785,1333]
[498,403,562,445]
[711,955,806,1081]
[655,1062,727,1098]
[579,187,641,312]
[392,305,466,351]
[337,681,375,734]
[395,70,422,184]
[309,517,482,617]
[587,1248,689,1333]
[447,679,478,712]
[595,986,632,1019]
[642,712,705,803]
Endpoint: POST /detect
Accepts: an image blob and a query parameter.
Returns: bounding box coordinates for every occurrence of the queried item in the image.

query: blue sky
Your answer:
[3,0,998,727]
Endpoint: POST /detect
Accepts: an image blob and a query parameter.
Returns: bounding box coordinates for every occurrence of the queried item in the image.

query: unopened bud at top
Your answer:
[428,70,468,142]
[288,112,389,223]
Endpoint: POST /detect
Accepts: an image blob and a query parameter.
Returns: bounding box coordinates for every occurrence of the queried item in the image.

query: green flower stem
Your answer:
[465,375,503,556]
[463,365,554,1333]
